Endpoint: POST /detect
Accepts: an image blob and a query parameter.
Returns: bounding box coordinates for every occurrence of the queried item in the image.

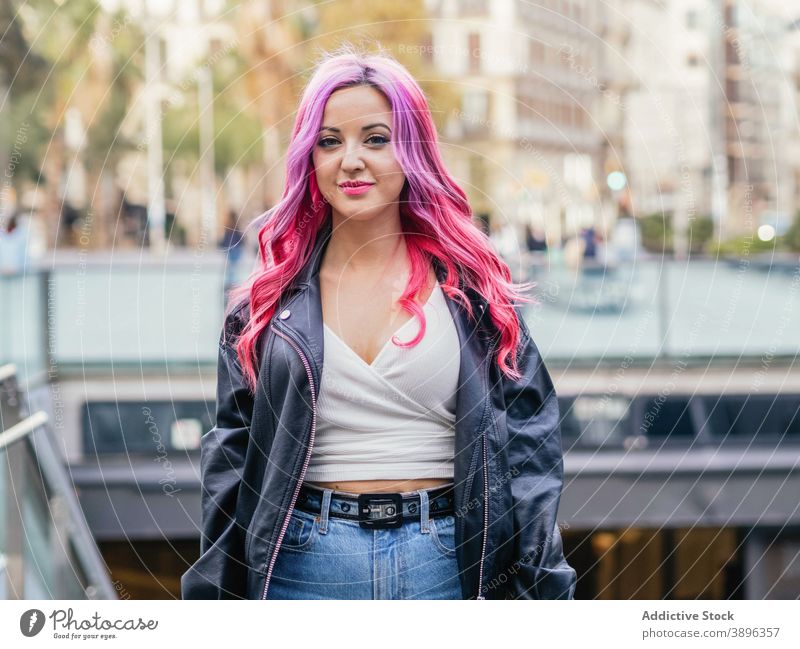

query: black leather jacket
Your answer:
[181,218,577,599]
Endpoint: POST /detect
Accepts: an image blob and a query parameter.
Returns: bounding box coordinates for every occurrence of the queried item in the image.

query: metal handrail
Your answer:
[28,423,118,599]
[0,366,117,599]
[0,411,49,451]
[0,363,17,382]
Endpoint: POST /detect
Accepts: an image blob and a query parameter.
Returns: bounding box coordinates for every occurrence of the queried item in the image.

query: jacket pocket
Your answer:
[181,519,248,599]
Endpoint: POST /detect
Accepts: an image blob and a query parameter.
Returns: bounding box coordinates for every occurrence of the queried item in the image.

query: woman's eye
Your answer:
[317,134,388,148]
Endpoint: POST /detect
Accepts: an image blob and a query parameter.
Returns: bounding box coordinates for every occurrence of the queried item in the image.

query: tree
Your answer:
[310,0,459,133]
[5,0,144,248]
[0,1,49,222]
[783,210,800,252]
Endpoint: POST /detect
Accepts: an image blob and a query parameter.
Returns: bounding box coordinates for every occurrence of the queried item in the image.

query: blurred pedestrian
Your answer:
[581,226,598,260]
[525,224,548,252]
[0,214,30,275]
[610,215,642,263]
[219,209,245,293]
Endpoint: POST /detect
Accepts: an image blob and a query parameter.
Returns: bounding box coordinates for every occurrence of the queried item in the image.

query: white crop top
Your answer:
[304,281,460,482]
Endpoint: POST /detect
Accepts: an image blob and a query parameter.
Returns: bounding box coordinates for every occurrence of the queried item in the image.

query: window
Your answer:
[82,400,214,455]
[420,32,433,64]
[633,396,695,440]
[560,394,698,446]
[459,0,487,15]
[529,40,545,64]
[559,395,632,447]
[461,89,490,135]
[702,394,800,442]
[468,32,481,74]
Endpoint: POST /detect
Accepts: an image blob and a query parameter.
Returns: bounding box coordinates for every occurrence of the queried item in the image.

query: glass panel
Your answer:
[0,446,6,600]
[520,260,800,363]
[52,267,223,365]
[0,447,6,554]
[559,395,632,447]
[22,457,54,598]
[703,394,800,441]
[633,396,695,441]
[0,273,46,384]
[1,369,115,598]
[522,262,663,359]
[5,259,795,373]
[82,400,213,455]
[62,539,90,600]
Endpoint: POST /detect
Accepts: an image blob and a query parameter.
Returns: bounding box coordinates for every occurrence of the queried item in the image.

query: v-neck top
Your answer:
[304,281,460,481]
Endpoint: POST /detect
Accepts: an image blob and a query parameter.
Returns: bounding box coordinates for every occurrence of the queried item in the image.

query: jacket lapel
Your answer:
[271,217,334,386]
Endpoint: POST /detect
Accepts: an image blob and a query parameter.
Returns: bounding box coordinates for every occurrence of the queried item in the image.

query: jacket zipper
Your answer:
[475,309,495,600]
[261,325,317,599]
[476,430,489,599]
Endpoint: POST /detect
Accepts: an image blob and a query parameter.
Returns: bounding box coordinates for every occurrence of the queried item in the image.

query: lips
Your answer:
[338,181,374,188]
[338,181,374,196]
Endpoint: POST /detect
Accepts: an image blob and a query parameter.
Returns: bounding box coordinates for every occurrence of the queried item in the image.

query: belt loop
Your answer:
[418,489,431,533]
[318,488,333,534]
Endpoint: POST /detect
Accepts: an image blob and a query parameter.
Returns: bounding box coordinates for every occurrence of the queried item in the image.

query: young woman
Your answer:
[181,47,576,600]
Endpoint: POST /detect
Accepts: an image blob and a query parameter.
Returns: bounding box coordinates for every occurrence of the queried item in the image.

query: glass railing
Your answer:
[2,251,799,386]
[0,272,48,386]
[0,364,116,599]
[520,254,800,362]
[1,250,245,386]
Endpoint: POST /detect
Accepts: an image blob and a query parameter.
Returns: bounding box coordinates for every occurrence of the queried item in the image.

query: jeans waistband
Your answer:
[297,481,456,529]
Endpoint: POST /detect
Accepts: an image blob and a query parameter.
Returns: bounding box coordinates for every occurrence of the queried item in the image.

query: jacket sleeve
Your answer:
[181,308,253,599]
[501,318,577,599]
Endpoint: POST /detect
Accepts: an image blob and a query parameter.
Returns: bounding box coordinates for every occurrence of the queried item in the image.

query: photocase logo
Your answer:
[20,609,46,637]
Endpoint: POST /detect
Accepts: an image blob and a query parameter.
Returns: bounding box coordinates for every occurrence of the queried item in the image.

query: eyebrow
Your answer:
[318,122,392,133]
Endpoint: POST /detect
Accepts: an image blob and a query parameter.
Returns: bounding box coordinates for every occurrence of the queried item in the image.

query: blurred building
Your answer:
[717,0,797,237]
[426,0,800,249]
[428,0,606,249]
[615,0,800,239]
[618,0,716,234]
[789,18,800,228]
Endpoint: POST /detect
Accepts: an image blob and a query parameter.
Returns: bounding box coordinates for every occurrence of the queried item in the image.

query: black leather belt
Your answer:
[296,482,456,529]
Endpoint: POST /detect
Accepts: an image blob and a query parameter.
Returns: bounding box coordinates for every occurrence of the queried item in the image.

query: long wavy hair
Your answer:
[227,46,535,393]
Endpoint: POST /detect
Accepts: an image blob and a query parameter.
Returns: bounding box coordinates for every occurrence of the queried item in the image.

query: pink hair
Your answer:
[227,46,536,393]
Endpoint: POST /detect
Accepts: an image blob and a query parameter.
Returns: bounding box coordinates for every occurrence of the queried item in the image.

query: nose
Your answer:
[340,142,365,172]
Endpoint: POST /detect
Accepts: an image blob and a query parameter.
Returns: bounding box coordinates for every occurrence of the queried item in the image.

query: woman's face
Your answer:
[312,85,406,224]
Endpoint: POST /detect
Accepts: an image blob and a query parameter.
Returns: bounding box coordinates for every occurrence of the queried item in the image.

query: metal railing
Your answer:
[0,364,116,599]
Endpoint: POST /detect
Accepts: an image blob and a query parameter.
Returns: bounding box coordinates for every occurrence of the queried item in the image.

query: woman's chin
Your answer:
[332,206,385,223]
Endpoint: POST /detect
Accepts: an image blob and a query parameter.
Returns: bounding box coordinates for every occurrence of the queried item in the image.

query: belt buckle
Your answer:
[356,493,403,529]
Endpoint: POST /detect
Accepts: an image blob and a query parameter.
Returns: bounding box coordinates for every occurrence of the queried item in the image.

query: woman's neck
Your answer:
[323,212,406,275]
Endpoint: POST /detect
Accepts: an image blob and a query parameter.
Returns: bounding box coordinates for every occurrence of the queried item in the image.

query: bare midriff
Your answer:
[304,477,453,494]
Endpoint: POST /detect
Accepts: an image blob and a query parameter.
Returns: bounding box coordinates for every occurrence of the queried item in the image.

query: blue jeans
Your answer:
[265,486,463,599]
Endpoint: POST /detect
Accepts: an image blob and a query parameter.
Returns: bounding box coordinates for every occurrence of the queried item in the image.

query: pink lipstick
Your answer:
[338,181,374,196]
